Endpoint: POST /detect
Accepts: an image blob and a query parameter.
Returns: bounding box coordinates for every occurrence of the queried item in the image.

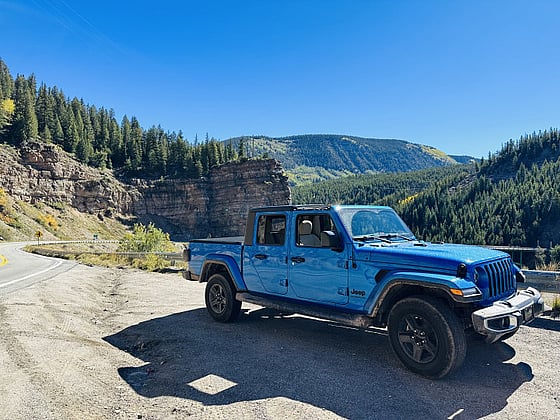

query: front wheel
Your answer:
[388,296,466,379]
[205,274,241,322]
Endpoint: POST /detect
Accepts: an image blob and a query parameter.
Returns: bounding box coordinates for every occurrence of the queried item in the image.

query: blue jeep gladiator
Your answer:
[183,205,544,378]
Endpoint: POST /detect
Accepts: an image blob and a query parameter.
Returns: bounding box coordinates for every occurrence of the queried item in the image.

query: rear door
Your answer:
[242,212,289,295]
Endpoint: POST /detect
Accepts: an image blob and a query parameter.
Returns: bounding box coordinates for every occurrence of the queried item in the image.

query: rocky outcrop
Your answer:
[1,142,136,214]
[0,142,291,239]
[133,159,291,239]
[208,159,291,237]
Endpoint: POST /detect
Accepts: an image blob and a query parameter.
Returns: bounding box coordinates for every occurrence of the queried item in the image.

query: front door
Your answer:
[288,213,349,305]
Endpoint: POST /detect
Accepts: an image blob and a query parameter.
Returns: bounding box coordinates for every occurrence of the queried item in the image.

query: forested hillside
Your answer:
[229,135,460,184]
[0,59,240,179]
[293,129,560,248]
[399,129,560,247]
[292,165,474,206]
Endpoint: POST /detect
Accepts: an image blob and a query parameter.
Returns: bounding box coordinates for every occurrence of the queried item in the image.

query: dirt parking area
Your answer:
[0,264,559,419]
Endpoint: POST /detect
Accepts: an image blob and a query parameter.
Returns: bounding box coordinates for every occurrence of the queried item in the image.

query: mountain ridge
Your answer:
[226,134,466,184]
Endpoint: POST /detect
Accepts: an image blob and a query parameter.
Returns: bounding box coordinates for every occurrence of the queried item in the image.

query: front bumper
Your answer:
[472,287,544,343]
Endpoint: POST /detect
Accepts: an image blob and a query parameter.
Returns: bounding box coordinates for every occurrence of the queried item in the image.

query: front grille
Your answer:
[483,258,515,298]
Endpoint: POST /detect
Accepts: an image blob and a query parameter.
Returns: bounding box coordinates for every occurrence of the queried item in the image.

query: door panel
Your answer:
[288,213,349,304]
[289,247,349,304]
[242,213,289,295]
[244,244,288,294]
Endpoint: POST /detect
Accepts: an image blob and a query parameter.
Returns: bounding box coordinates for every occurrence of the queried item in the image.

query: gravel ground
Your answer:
[0,264,558,419]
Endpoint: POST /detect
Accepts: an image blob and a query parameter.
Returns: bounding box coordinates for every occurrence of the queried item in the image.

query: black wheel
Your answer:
[388,296,467,379]
[205,274,241,322]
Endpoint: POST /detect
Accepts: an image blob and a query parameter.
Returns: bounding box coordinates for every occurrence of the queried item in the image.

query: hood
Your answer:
[354,241,509,274]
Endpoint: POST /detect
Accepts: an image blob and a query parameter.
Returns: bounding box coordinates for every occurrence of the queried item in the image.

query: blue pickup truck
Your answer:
[183,205,544,378]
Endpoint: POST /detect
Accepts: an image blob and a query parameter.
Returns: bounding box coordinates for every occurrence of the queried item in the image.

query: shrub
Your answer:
[0,188,21,227]
[132,254,170,271]
[36,213,59,231]
[118,223,174,253]
[550,246,560,264]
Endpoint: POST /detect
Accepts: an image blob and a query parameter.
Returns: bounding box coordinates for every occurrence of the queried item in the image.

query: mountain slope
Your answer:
[397,129,560,248]
[290,129,560,253]
[228,134,460,184]
[292,164,474,206]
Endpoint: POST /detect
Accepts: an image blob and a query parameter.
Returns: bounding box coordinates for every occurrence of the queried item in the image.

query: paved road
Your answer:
[0,242,75,296]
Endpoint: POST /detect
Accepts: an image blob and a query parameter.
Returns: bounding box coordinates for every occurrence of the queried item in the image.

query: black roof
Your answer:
[249,204,332,213]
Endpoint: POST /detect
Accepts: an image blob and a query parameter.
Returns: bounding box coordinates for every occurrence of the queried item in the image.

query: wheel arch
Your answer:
[370,280,457,328]
[200,256,247,291]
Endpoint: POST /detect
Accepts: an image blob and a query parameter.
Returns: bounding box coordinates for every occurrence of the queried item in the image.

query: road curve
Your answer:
[0,242,76,296]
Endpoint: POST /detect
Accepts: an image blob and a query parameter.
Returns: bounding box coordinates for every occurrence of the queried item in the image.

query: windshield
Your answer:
[335,207,416,242]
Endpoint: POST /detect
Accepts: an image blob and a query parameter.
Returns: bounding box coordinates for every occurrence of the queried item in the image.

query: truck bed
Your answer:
[189,236,244,245]
[186,236,244,280]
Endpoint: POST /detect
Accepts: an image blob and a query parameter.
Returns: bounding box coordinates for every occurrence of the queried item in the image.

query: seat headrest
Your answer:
[300,220,313,235]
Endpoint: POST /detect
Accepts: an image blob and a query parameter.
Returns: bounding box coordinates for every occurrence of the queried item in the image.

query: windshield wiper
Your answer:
[378,234,414,242]
[353,235,392,244]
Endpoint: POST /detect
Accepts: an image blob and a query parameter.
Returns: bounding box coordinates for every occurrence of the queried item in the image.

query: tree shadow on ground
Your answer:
[104,307,533,419]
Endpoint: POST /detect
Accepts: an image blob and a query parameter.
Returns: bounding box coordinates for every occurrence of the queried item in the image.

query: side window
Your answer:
[256,215,286,246]
[296,214,337,247]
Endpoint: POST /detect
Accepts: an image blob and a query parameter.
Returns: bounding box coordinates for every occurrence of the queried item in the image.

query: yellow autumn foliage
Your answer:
[37,213,59,231]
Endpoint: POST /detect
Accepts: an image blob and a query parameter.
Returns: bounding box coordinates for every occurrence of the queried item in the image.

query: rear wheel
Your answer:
[205,274,241,322]
[388,296,466,379]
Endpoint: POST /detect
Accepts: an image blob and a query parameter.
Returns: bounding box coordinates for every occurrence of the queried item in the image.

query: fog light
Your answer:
[488,317,510,331]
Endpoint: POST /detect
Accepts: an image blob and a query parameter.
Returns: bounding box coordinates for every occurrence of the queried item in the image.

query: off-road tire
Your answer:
[205,274,241,322]
[388,296,467,379]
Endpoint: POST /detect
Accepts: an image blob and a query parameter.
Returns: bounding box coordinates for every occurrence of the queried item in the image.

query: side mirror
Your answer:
[321,230,342,252]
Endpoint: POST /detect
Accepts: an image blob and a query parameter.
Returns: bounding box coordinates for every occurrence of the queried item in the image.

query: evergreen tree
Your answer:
[0,59,15,100]
[10,74,38,145]
[238,137,246,159]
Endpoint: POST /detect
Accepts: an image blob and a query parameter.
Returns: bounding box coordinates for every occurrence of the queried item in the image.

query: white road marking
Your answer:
[0,258,64,289]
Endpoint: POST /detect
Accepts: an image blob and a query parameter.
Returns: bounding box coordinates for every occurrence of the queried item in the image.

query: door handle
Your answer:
[254,254,268,260]
[291,256,305,263]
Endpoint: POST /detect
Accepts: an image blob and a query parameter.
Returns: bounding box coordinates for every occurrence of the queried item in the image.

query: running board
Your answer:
[236,292,374,329]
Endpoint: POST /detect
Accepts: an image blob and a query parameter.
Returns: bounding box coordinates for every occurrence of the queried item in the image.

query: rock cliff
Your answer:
[133,159,291,239]
[0,142,136,214]
[0,142,291,239]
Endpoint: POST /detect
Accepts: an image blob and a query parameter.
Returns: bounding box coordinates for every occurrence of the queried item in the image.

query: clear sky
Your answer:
[2,0,559,158]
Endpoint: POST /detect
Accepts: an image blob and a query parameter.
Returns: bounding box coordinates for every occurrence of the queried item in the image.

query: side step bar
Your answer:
[236,292,375,329]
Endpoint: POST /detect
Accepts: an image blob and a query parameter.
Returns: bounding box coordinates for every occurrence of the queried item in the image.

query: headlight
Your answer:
[461,287,482,298]
[449,287,482,298]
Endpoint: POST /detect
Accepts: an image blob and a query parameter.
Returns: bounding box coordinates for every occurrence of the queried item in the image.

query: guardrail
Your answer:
[521,270,560,293]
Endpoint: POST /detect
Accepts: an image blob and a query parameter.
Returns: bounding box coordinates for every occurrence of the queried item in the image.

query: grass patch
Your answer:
[76,253,133,269]
[25,242,185,273]
[536,262,560,271]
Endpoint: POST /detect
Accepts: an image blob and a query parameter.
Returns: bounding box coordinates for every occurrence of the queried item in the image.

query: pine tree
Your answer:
[10,74,38,145]
[238,137,246,159]
[127,117,143,172]
[0,59,15,100]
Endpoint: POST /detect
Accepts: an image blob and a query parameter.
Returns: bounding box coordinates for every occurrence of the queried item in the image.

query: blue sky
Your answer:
[1,0,559,158]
